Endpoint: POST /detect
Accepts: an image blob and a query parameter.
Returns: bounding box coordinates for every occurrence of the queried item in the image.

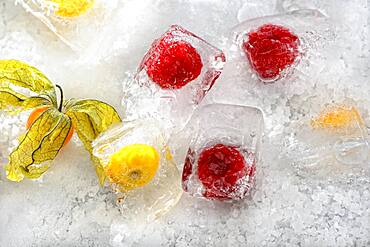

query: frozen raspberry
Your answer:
[243,24,300,81]
[144,36,203,89]
[197,144,248,200]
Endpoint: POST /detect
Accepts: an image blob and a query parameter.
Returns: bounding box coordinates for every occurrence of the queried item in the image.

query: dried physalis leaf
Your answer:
[0,60,56,112]
[65,99,121,184]
[6,108,73,181]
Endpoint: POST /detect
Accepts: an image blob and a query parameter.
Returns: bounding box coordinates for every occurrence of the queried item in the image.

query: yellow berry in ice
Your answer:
[50,0,94,17]
[106,144,160,191]
[311,105,364,130]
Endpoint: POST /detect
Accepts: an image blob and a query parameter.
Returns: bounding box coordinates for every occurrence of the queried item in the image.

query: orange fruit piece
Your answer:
[311,105,364,131]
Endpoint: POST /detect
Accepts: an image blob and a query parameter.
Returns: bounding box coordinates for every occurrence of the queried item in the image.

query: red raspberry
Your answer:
[144,35,203,89]
[197,144,247,200]
[243,24,300,81]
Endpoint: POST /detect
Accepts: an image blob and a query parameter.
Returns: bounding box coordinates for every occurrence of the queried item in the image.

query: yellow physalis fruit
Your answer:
[49,0,95,17]
[311,105,364,131]
[106,144,160,191]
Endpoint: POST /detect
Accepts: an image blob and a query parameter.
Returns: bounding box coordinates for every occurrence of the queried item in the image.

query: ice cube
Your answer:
[230,9,335,83]
[16,0,119,53]
[122,25,226,131]
[334,137,369,165]
[283,103,369,178]
[180,103,264,201]
[92,118,183,222]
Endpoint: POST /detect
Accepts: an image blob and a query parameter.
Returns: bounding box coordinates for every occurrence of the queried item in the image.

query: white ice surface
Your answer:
[0,0,369,246]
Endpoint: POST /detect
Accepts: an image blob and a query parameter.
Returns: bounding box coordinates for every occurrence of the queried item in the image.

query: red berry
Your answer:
[243,24,300,81]
[144,35,203,90]
[197,144,247,200]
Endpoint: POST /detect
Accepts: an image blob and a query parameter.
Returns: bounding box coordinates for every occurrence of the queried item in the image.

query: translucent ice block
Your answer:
[284,104,369,178]
[230,9,335,83]
[92,118,182,222]
[123,25,226,131]
[16,0,119,52]
[181,103,264,201]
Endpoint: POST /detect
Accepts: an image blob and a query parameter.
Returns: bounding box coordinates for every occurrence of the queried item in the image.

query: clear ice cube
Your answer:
[180,103,264,201]
[229,9,335,83]
[283,103,370,178]
[122,25,226,131]
[92,118,183,222]
[16,0,119,53]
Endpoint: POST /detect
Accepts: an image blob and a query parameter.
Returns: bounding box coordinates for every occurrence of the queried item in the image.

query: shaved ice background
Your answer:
[0,0,369,246]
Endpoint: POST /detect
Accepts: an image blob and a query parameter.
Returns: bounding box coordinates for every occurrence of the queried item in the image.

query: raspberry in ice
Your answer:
[243,24,300,81]
[197,144,252,200]
[181,104,264,201]
[144,38,203,89]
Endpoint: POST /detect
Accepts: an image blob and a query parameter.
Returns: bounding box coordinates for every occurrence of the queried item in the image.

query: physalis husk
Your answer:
[0,60,121,182]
